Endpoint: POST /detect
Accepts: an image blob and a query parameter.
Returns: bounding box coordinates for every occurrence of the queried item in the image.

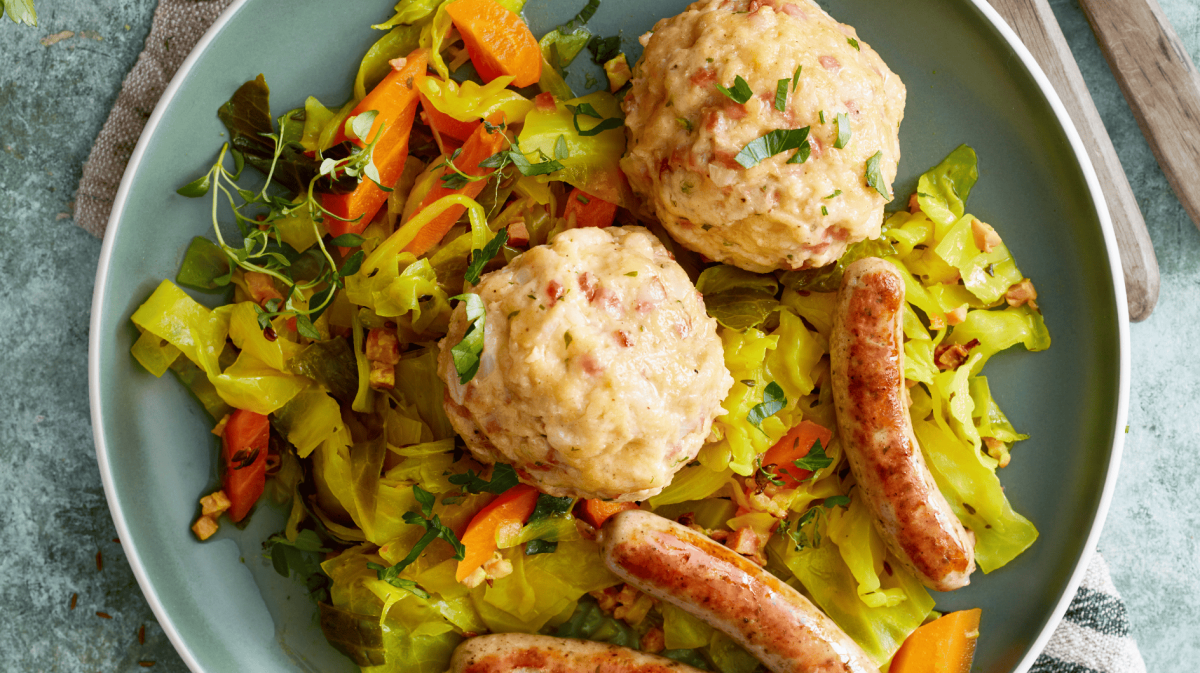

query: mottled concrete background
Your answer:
[1,0,1197,671]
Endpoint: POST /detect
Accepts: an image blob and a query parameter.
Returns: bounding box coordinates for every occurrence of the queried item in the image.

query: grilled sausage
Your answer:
[448,633,706,673]
[600,509,878,673]
[830,257,976,592]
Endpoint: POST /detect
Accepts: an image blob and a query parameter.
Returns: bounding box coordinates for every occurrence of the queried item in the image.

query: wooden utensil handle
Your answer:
[989,0,1160,322]
[1079,0,1200,232]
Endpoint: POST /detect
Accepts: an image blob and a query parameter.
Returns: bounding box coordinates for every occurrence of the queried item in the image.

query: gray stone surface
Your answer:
[0,0,1196,671]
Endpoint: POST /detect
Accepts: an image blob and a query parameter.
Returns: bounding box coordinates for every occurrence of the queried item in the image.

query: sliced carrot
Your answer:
[328,48,429,148]
[321,49,429,238]
[579,499,639,529]
[402,113,509,257]
[456,484,539,582]
[444,0,541,88]
[761,420,834,489]
[420,91,478,142]
[563,188,618,229]
[221,409,270,523]
[889,609,982,673]
[321,100,419,239]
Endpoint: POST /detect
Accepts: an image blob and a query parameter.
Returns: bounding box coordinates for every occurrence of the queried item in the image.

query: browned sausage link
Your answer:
[831,257,975,592]
[449,633,706,673]
[601,510,878,673]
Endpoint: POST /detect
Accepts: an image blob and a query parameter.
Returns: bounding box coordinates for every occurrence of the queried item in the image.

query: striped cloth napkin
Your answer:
[74,3,1148,673]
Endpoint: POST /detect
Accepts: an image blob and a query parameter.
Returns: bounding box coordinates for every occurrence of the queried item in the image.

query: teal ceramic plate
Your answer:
[89,0,1129,671]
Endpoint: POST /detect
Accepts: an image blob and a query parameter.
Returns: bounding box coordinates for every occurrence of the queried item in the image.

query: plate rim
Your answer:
[87,1,1132,671]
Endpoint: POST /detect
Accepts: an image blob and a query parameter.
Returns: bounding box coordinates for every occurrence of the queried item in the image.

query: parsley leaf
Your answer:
[464,227,509,285]
[481,139,564,176]
[834,112,851,149]
[747,381,786,432]
[525,539,558,555]
[792,438,833,473]
[847,37,860,50]
[365,562,431,598]
[554,134,570,160]
[566,103,623,137]
[528,494,575,523]
[558,0,600,34]
[449,293,487,384]
[865,150,890,199]
[774,79,789,112]
[735,127,810,168]
[715,75,753,105]
[676,117,693,132]
[823,495,851,508]
[824,190,842,199]
[413,485,436,517]
[792,64,803,91]
[587,34,622,65]
[449,463,520,494]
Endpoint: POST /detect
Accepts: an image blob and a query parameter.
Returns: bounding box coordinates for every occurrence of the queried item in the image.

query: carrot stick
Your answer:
[320,49,428,237]
[321,100,419,238]
[444,0,541,88]
[761,420,833,488]
[328,48,429,148]
[889,609,982,673]
[579,499,639,529]
[401,113,509,257]
[563,188,619,229]
[456,484,539,582]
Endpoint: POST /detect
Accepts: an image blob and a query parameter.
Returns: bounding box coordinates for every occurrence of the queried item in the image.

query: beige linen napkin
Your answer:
[75,0,233,237]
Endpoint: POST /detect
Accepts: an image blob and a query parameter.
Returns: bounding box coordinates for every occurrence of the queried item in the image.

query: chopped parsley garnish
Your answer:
[558,0,600,34]
[554,134,570,160]
[735,127,810,168]
[479,138,564,176]
[564,331,574,348]
[715,75,753,105]
[624,271,638,277]
[528,494,575,523]
[747,381,786,432]
[576,193,590,204]
[525,539,558,555]
[825,190,842,199]
[821,206,828,216]
[565,102,623,136]
[449,463,520,494]
[865,150,890,198]
[448,293,487,384]
[784,494,849,550]
[834,112,851,149]
[774,79,789,112]
[464,227,509,285]
[366,486,465,596]
[792,439,833,473]
[818,110,825,124]
[792,64,802,91]
[676,117,694,132]
[847,37,860,50]
[587,34,622,64]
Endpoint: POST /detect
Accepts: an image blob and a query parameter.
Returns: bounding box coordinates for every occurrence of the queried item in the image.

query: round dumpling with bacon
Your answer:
[621,0,906,272]
[436,226,732,501]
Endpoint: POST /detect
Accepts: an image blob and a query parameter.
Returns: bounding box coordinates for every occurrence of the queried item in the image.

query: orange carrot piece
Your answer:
[420,91,478,142]
[444,0,541,87]
[761,420,834,489]
[889,609,982,673]
[321,49,429,237]
[580,499,639,529]
[563,188,618,229]
[402,113,509,257]
[321,100,419,238]
[329,49,429,148]
[456,484,539,582]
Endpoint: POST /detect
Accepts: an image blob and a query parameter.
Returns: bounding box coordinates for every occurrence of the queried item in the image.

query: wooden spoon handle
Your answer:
[1079,0,1200,228]
[989,0,1160,322]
